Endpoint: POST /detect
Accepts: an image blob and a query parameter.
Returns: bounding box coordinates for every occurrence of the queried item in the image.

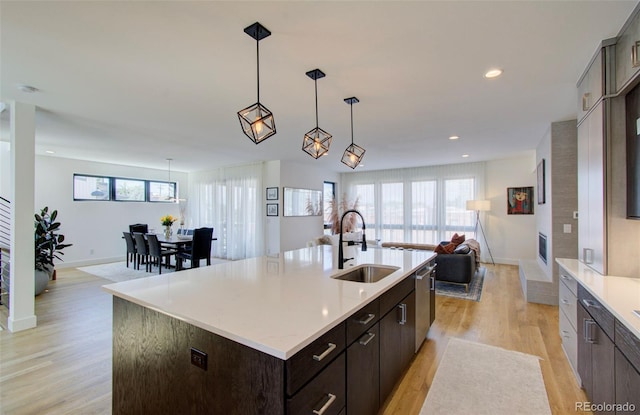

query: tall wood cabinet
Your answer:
[577,42,614,275]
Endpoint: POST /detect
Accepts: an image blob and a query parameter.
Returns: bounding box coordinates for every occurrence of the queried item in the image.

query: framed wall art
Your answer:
[266,187,279,200]
[267,203,279,216]
[507,186,534,215]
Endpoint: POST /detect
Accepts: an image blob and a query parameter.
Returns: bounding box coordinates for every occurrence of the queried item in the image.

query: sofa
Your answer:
[381,238,480,291]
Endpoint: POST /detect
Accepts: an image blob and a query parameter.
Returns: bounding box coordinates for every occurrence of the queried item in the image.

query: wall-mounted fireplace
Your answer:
[539,232,547,264]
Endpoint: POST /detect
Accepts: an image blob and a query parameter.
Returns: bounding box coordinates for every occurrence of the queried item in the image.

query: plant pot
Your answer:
[35,268,50,296]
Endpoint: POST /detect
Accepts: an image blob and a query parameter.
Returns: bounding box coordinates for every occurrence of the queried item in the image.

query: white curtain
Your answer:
[340,161,486,246]
[189,162,264,260]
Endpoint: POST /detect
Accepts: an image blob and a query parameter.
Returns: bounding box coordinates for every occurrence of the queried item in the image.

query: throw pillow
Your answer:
[435,242,456,254]
[453,243,471,254]
[451,233,466,245]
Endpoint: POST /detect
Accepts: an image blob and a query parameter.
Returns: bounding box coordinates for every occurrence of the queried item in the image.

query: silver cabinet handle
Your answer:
[313,393,336,415]
[561,330,570,339]
[561,299,570,305]
[584,319,596,344]
[633,41,640,68]
[359,332,376,346]
[356,313,375,325]
[582,299,600,309]
[430,275,435,291]
[560,274,572,281]
[583,248,594,264]
[582,93,591,111]
[312,343,336,362]
[398,303,407,325]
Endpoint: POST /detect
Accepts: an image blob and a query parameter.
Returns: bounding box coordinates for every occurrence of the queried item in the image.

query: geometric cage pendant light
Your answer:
[341,97,365,169]
[237,22,276,144]
[302,69,332,159]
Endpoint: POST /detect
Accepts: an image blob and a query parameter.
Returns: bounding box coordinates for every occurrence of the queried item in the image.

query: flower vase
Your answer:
[164,225,172,239]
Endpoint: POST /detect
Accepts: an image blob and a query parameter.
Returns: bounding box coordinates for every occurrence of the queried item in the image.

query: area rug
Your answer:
[420,338,551,415]
[435,266,485,301]
[78,258,229,283]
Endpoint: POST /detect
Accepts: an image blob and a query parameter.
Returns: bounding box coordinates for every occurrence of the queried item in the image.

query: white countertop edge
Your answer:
[556,258,640,340]
[103,247,436,360]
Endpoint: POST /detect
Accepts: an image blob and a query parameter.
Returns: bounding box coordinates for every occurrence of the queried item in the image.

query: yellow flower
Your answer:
[161,215,177,226]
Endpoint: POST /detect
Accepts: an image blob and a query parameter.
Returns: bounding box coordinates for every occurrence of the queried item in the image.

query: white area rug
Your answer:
[420,338,551,415]
[78,259,229,283]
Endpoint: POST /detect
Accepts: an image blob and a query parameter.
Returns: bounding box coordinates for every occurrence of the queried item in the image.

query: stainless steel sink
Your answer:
[331,264,400,283]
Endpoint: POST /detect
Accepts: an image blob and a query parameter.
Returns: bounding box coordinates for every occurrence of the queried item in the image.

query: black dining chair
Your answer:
[129,223,149,234]
[133,232,150,272]
[147,234,178,274]
[123,232,138,268]
[176,227,213,271]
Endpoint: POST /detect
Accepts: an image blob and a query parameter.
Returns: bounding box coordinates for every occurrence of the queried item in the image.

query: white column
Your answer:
[8,101,36,332]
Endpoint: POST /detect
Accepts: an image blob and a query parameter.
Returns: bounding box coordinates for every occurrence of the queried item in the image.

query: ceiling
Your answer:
[0,1,637,174]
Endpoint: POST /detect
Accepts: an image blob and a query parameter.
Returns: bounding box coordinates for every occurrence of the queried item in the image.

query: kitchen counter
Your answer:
[103,245,436,359]
[556,258,640,339]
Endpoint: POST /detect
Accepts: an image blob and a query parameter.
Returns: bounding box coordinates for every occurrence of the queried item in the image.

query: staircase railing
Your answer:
[0,196,10,309]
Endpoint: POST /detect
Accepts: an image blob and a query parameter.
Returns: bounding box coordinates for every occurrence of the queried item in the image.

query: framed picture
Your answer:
[267,203,279,216]
[537,159,546,204]
[266,187,279,200]
[507,186,534,215]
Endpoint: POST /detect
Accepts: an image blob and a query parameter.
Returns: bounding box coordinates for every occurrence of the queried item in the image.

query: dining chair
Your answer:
[123,232,138,268]
[147,234,178,274]
[129,223,149,234]
[175,227,213,271]
[133,232,150,271]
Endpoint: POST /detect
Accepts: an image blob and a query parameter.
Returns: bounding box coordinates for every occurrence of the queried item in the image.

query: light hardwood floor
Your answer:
[0,264,589,414]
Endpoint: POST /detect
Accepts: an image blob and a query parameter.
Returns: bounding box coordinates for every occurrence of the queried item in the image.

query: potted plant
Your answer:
[34,206,72,295]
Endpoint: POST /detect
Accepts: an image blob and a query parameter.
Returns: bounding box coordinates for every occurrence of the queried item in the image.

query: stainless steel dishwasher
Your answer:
[415,259,436,352]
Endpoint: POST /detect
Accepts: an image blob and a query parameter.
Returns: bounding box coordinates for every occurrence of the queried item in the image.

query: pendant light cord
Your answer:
[350,102,354,145]
[314,79,319,128]
[256,37,260,103]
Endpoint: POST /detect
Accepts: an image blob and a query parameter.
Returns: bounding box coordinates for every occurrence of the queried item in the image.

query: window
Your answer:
[381,182,403,242]
[411,180,437,243]
[148,181,176,203]
[323,181,335,230]
[443,178,475,240]
[114,178,146,201]
[73,173,177,202]
[354,183,375,240]
[73,175,111,200]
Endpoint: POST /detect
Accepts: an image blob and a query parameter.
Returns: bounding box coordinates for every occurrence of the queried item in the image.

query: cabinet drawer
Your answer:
[559,267,578,296]
[286,322,345,396]
[287,353,346,415]
[560,311,579,375]
[578,48,603,120]
[380,276,414,316]
[578,285,614,341]
[346,298,379,345]
[559,281,578,331]
[617,8,640,92]
[615,319,640,372]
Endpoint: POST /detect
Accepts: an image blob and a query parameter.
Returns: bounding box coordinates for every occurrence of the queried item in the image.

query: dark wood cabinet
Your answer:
[346,324,380,415]
[577,288,615,414]
[615,348,640,414]
[379,291,415,403]
[287,353,346,415]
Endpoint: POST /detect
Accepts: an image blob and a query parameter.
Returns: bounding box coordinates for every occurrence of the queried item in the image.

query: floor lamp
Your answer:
[466,200,495,265]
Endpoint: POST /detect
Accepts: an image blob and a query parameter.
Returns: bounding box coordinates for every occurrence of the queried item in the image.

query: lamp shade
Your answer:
[466,199,491,211]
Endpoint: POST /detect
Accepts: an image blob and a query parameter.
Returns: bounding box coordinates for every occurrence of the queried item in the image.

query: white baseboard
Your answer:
[56,256,122,269]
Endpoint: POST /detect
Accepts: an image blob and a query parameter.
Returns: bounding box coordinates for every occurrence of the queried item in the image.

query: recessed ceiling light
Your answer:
[484,69,503,79]
[17,84,38,93]
[462,154,470,158]
[45,150,55,154]
[449,135,459,140]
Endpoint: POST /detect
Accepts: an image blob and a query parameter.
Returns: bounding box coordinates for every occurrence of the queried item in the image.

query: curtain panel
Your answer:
[340,161,486,246]
[189,162,264,260]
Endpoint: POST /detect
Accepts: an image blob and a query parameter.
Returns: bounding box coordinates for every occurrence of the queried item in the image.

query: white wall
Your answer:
[485,152,537,265]
[0,141,10,197]
[35,156,188,267]
[279,161,340,252]
[536,127,552,276]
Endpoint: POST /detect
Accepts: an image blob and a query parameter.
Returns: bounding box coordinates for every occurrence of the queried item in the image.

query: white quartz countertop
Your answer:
[103,245,436,360]
[556,258,640,339]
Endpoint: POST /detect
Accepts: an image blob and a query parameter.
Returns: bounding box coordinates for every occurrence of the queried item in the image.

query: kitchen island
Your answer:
[103,245,436,415]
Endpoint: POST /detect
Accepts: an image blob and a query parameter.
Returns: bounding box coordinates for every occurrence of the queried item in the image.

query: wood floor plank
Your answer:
[0,264,589,414]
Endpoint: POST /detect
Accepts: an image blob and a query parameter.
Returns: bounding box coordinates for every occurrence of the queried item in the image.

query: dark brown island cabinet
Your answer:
[577,285,640,415]
[112,272,428,415]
